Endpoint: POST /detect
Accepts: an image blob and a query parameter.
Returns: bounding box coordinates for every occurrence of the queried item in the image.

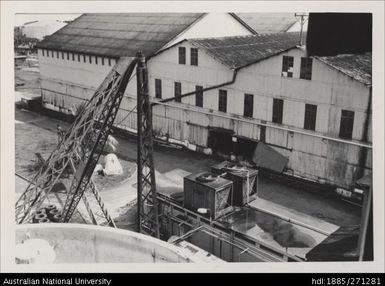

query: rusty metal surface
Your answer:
[190,32,301,69]
[37,13,204,58]
[316,53,372,86]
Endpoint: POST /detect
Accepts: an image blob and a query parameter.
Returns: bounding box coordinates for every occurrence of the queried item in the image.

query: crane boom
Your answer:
[15,56,137,225]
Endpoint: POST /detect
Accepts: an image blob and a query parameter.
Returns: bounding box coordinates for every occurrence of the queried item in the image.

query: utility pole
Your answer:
[295,13,309,46]
[136,51,160,238]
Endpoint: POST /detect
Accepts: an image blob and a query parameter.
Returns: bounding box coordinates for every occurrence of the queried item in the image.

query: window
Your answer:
[78,54,81,62]
[300,57,313,80]
[339,110,355,139]
[83,55,86,63]
[108,58,111,66]
[95,56,98,65]
[191,48,198,66]
[174,82,181,102]
[304,104,317,131]
[42,49,45,57]
[244,93,254,118]
[272,98,284,124]
[155,79,162,99]
[218,90,227,112]
[178,47,186,64]
[72,53,75,61]
[195,85,203,107]
[89,56,92,64]
[102,57,105,65]
[282,56,294,78]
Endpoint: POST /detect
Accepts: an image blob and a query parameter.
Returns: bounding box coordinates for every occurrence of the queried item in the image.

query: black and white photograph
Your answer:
[1,0,384,274]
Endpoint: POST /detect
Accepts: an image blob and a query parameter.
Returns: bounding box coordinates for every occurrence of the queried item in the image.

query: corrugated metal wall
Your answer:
[38,44,372,189]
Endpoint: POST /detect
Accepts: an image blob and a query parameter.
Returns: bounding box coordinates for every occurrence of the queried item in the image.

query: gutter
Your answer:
[152,69,239,106]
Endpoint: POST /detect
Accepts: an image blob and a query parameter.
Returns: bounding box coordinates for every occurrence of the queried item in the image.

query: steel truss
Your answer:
[136,52,160,238]
[15,57,137,226]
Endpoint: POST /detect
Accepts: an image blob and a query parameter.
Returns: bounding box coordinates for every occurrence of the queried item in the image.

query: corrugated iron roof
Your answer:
[232,13,299,34]
[37,13,205,58]
[316,53,372,86]
[189,32,302,69]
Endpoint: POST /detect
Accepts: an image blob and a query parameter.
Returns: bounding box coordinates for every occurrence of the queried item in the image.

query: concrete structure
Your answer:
[15,223,222,263]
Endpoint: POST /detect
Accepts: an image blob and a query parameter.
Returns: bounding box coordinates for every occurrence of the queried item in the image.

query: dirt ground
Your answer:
[14,65,361,232]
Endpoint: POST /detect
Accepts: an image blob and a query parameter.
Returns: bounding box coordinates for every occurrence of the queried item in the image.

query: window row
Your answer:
[178,47,198,66]
[272,98,355,139]
[282,55,313,80]
[154,79,355,140]
[40,49,114,66]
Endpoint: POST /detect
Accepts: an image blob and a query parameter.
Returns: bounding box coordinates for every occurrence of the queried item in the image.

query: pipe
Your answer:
[152,69,239,105]
[356,87,372,179]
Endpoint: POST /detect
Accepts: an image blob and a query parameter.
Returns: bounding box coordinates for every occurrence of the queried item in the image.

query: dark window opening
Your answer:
[300,57,313,80]
[178,47,186,64]
[339,110,355,139]
[174,82,181,102]
[83,55,86,63]
[72,53,75,61]
[155,79,162,99]
[235,137,258,160]
[95,57,98,65]
[78,54,81,62]
[282,56,294,77]
[42,49,45,56]
[208,129,234,155]
[195,85,203,107]
[272,98,284,124]
[244,93,254,118]
[102,57,104,65]
[108,58,111,66]
[218,90,227,112]
[191,48,198,66]
[260,125,266,143]
[66,52,69,60]
[304,104,317,131]
[89,56,92,64]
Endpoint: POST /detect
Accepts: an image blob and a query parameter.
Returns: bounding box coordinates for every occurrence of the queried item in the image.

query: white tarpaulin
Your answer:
[104,154,123,176]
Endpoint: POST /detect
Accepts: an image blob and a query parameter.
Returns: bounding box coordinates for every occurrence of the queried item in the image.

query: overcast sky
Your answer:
[14,14,81,26]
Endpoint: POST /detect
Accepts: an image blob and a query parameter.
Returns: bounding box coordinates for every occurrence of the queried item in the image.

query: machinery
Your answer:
[183,172,233,220]
[211,161,258,206]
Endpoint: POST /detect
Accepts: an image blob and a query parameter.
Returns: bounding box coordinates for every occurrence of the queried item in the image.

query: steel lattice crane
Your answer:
[136,54,160,238]
[15,56,138,226]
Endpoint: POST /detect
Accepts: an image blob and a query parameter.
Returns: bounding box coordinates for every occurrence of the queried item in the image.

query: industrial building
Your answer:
[37,14,371,191]
[13,12,374,264]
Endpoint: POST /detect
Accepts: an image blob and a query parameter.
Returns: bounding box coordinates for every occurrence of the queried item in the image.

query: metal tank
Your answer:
[15,223,217,263]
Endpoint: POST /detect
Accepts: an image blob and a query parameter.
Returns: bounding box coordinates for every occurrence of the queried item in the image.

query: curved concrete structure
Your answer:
[15,224,206,263]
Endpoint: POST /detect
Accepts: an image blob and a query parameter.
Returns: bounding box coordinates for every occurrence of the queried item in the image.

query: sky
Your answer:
[14,13,81,26]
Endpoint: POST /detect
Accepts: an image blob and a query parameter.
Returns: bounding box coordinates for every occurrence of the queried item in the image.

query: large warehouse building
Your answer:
[36,13,371,191]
